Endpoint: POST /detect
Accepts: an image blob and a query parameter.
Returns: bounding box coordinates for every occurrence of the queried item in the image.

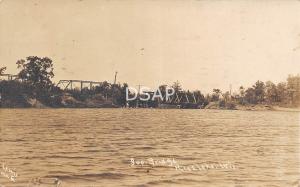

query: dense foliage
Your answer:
[0,56,299,108]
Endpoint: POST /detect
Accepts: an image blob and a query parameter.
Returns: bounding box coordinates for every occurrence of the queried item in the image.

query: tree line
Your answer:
[0,56,299,108]
[206,77,300,107]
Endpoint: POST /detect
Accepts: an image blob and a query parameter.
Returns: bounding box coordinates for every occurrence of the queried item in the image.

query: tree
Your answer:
[172,81,182,93]
[16,56,54,89]
[193,90,206,104]
[119,83,129,106]
[239,86,245,97]
[253,81,265,103]
[245,87,256,104]
[265,81,277,103]
[213,88,221,94]
[287,74,300,105]
[212,88,221,101]
[222,91,230,102]
[112,83,129,106]
[158,85,167,102]
[96,81,111,96]
[239,86,246,104]
[0,67,6,75]
[277,82,287,103]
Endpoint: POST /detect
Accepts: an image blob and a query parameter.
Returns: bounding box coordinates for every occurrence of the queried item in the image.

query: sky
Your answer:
[0,0,300,93]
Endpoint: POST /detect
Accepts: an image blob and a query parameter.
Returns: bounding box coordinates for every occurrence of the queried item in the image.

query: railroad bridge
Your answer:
[0,74,19,81]
[56,80,103,91]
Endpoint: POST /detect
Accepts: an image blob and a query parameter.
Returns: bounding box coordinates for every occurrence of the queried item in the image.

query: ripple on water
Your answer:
[0,109,299,187]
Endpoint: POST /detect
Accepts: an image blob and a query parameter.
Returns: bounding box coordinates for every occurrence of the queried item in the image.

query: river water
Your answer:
[0,109,299,187]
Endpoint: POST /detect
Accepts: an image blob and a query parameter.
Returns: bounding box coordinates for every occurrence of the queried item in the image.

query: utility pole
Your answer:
[113,71,118,85]
[112,71,118,105]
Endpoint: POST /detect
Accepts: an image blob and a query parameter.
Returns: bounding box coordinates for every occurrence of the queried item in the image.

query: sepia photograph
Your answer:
[0,0,299,186]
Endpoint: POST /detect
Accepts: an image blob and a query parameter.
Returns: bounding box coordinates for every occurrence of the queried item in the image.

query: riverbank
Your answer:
[0,92,119,108]
[204,101,300,112]
[271,106,300,112]
[1,97,299,112]
[0,82,299,110]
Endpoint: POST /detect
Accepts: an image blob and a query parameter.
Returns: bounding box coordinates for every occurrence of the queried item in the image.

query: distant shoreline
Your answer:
[1,67,299,110]
[1,103,299,112]
[271,106,300,112]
